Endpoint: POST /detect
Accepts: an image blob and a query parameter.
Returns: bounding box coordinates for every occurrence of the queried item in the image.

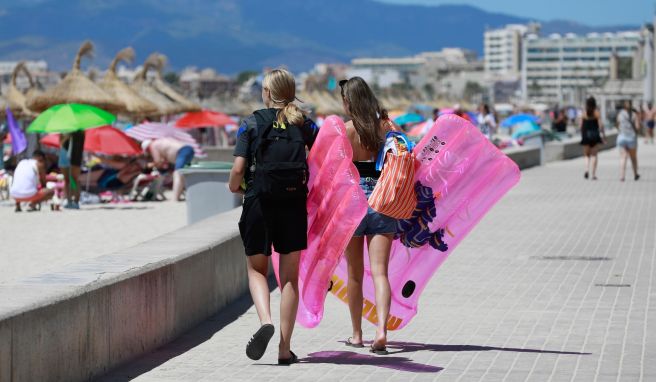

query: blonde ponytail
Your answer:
[263,68,305,126]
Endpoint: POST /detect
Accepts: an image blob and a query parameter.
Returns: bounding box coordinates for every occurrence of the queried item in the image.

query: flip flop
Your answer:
[278,350,298,365]
[246,324,274,360]
[345,337,364,348]
[370,344,389,355]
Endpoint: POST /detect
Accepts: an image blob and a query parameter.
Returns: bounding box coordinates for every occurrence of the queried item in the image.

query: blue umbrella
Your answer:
[501,114,539,128]
[394,113,425,125]
[511,121,541,139]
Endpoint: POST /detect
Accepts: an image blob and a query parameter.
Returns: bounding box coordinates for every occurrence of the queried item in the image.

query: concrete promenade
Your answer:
[103,144,655,381]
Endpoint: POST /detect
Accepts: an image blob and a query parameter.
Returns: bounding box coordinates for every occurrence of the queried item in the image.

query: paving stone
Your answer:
[101,145,656,380]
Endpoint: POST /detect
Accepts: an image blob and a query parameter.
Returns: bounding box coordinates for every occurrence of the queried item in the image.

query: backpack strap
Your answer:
[252,108,278,166]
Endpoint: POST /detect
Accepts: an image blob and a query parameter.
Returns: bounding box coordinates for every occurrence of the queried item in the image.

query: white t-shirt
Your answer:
[617,110,636,140]
[10,159,39,198]
[477,113,497,138]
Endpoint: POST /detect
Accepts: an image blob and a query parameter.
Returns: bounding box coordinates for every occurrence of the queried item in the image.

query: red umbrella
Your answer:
[40,125,142,156]
[175,109,235,129]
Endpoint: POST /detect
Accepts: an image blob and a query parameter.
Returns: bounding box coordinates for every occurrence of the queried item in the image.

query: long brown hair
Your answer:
[340,77,389,153]
[262,68,304,126]
[585,96,597,119]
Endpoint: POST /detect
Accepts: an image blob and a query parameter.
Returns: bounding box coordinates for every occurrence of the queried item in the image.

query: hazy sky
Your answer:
[379,0,652,26]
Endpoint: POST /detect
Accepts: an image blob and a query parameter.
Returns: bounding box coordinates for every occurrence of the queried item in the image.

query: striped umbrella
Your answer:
[124,122,205,157]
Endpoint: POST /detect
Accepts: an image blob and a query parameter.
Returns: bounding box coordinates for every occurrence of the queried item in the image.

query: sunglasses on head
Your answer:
[339,79,348,88]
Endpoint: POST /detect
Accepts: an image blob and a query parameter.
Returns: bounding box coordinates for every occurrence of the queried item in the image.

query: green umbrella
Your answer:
[27,103,116,134]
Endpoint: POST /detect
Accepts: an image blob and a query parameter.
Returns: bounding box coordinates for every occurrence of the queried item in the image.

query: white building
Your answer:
[521,31,642,104]
[484,24,538,79]
[347,48,479,89]
[0,60,48,77]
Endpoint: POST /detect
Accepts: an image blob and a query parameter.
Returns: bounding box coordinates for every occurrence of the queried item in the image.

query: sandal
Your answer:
[370,344,389,355]
[278,350,298,365]
[345,337,364,348]
[245,324,274,361]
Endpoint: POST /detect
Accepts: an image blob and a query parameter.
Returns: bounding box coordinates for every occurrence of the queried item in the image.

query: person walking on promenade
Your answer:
[228,68,318,365]
[340,77,397,355]
[142,137,194,201]
[580,97,606,180]
[477,103,496,140]
[617,100,641,181]
[643,102,655,144]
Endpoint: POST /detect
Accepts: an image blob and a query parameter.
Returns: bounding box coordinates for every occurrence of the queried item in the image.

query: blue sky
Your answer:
[379,0,652,26]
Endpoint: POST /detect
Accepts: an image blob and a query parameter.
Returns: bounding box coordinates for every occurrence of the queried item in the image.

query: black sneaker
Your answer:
[246,324,274,360]
[584,172,589,179]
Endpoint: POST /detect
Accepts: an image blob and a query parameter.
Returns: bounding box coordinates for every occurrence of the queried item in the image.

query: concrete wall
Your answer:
[0,209,246,382]
[199,147,235,163]
[504,131,619,170]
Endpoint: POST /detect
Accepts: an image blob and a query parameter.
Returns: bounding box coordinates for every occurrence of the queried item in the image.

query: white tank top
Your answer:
[10,159,39,198]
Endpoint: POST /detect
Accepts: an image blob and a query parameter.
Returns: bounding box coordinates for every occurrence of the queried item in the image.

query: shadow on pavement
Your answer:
[383,341,591,356]
[99,276,277,381]
[301,351,443,373]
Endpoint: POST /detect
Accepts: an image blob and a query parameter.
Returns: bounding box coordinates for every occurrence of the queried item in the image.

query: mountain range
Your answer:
[0,0,639,74]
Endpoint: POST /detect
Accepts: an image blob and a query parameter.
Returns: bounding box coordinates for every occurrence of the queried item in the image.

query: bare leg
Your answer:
[367,233,393,349]
[590,146,599,179]
[172,170,185,201]
[278,251,300,359]
[62,167,71,205]
[246,255,273,326]
[346,236,365,344]
[628,147,639,178]
[619,147,628,181]
[583,146,590,178]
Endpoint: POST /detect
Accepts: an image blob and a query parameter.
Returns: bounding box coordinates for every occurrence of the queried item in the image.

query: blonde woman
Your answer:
[229,69,318,364]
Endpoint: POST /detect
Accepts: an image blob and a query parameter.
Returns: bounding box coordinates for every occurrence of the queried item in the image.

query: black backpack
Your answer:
[251,108,308,200]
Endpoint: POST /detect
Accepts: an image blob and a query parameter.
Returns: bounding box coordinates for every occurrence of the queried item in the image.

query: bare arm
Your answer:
[228,156,246,194]
[595,110,606,141]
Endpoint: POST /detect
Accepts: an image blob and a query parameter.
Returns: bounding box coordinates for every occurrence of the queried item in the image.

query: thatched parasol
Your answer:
[148,53,201,113]
[100,47,158,117]
[6,62,39,119]
[26,41,125,113]
[131,59,182,116]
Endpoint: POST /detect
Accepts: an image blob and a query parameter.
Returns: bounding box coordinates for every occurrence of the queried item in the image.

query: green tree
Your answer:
[423,83,435,99]
[236,70,259,85]
[617,57,632,80]
[164,72,179,86]
[463,81,484,101]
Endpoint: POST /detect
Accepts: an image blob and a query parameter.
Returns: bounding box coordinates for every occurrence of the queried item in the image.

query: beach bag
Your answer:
[368,132,417,219]
[252,108,308,200]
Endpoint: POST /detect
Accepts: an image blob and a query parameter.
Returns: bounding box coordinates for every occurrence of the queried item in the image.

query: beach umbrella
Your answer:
[100,47,158,117]
[124,121,205,157]
[501,114,539,128]
[148,53,201,113]
[511,121,541,140]
[27,103,116,134]
[175,110,235,129]
[26,41,125,114]
[394,113,424,125]
[131,60,182,116]
[6,62,39,119]
[40,125,141,156]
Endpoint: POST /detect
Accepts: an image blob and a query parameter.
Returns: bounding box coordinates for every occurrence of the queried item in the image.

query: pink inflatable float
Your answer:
[274,114,520,330]
[330,114,520,330]
[272,116,368,328]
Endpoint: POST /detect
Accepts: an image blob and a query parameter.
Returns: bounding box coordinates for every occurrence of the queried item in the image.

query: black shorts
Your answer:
[63,131,85,167]
[238,196,307,256]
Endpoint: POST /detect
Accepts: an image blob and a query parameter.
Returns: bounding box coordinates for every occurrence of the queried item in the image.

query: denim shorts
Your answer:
[617,136,637,150]
[175,146,195,170]
[353,177,397,237]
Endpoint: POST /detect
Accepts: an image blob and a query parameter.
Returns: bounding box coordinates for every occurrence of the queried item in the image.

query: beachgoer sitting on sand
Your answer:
[10,150,54,212]
[141,137,194,201]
